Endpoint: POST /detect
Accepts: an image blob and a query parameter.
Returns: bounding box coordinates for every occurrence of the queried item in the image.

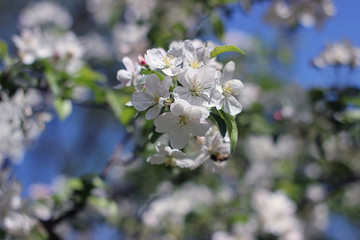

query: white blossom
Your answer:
[144,47,183,76]
[19,1,72,29]
[191,129,230,172]
[147,142,194,168]
[252,189,303,238]
[116,57,142,89]
[12,28,52,65]
[154,99,210,149]
[219,61,244,115]
[174,66,222,108]
[131,74,171,120]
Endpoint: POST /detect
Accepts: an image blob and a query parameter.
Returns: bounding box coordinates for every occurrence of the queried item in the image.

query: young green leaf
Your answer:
[210,45,245,59]
[140,69,165,80]
[218,109,239,153]
[55,98,72,120]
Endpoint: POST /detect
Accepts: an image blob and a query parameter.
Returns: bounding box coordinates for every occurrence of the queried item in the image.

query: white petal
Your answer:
[197,66,216,88]
[145,48,166,69]
[227,79,244,95]
[117,69,132,82]
[223,96,242,115]
[155,142,169,155]
[170,149,187,159]
[191,151,209,170]
[154,113,178,133]
[175,159,194,168]
[178,68,198,89]
[189,119,211,136]
[131,92,154,111]
[169,125,190,149]
[173,87,191,103]
[162,66,181,76]
[170,99,189,116]
[159,76,172,97]
[147,155,167,165]
[122,56,135,73]
[189,105,209,119]
[223,61,235,81]
[145,104,162,120]
[145,74,161,96]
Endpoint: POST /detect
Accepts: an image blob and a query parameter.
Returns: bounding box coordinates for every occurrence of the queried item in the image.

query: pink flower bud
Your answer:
[137,55,147,66]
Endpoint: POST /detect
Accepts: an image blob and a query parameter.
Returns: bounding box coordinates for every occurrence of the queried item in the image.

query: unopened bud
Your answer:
[137,55,147,66]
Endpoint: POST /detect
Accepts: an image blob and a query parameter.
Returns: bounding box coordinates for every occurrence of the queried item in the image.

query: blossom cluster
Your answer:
[116,39,243,170]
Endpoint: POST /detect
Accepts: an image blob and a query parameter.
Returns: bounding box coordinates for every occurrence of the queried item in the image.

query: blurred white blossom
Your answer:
[19,1,72,29]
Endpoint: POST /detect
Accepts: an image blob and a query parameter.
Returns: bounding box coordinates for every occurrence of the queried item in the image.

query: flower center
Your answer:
[223,82,233,96]
[190,59,201,69]
[178,114,190,127]
[165,157,176,167]
[189,81,204,96]
[163,55,174,68]
[153,92,160,103]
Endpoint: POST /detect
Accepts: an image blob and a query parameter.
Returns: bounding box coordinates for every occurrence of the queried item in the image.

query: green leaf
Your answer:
[0,40,8,59]
[55,98,72,120]
[140,69,165,80]
[106,90,137,125]
[218,109,238,153]
[74,66,106,84]
[209,110,227,137]
[210,45,245,59]
[45,69,61,97]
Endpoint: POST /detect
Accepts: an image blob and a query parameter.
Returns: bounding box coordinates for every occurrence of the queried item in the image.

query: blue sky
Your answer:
[224,0,360,87]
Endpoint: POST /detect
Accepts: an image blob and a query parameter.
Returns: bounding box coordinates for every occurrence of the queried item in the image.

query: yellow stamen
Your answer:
[223,82,233,96]
[163,55,174,68]
[153,92,160,103]
[189,80,204,96]
[165,157,176,167]
[178,114,190,127]
[190,59,201,69]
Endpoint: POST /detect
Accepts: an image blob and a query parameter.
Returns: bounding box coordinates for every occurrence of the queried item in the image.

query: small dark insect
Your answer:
[210,153,230,162]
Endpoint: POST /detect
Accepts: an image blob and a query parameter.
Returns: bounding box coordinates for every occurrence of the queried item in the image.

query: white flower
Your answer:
[12,28,52,65]
[191,129,230,172]
[131,74,171,119]
[252,189,303,237]
[220,61,244,115]
[154,99,210,149]
[174,66,223,108]
[116,57,141,88]
[183,40,211,69]
[147,142,194,168]
[144,47,183,76]
[19,1,72,29]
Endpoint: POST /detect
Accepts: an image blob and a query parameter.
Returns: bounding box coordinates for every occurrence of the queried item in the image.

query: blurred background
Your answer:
[1,0,360,239]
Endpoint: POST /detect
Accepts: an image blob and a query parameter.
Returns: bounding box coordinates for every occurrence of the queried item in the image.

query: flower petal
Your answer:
[147,155,167,165]
[223,61,235,82]
[175,159,194,168]
[131,92,154,111]
[154,113,178,133]
[145,74,161,96]
[189,119,211,136]
[227,79,244,95]
[223,95,242,115]
[145,104,162,120]
[170,99,189,116]
[117,69,132,82]
[169,125,190,149]
[122,56,135,73]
